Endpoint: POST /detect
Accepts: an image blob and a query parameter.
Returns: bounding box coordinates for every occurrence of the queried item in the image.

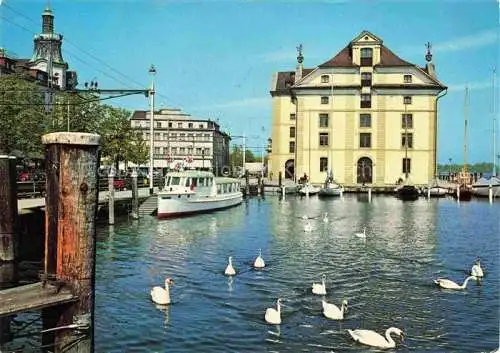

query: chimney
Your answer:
[424,41,436,78]
[295,44,304,83]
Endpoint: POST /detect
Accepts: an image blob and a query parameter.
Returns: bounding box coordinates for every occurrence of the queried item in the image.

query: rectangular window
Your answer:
[188,123,193,128]
[401,133,413,148]
[360,113,371,128]
[402,113,413,129]
[168,122,173,128]
[402,158,411,174]
[171,147,177,155]
[154,147,160,154]
[196,147,202,155]
[177,122,183,128]
[170,133,177,140]
[179,147,186,155]
[199,124,204,129]
[361,72,372,87]
[319,133,329,146]
[404,74,412,83]
[289,127,296,138]
[360,48,373,66]
[360,133,371,148]
[156,122,162,128]
[361,94,371,108]
[319,113,329,128]
[154,133,160,140]
[290,113,296,120]
[188,147,193,155]
[179,133,185,141]
[403,96,412,105]
[321,96,329,104]
[320,157,328,172]
[289,141,295,153]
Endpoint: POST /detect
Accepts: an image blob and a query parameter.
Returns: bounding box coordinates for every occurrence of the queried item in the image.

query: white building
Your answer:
[130,108,231,175]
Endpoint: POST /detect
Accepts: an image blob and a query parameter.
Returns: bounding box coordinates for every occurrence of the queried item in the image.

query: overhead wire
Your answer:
[2,3,178,107]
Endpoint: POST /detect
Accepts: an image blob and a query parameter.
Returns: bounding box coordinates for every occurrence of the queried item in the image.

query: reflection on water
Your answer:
[1,196,497,352]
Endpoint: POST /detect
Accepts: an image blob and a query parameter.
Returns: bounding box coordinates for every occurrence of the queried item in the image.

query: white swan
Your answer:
[471,258,484,278]
[355,227,366,238]
[254,249,265,268]
[312,274,327,295]
[322,298,348,320]
[348,327,404,349]
[434,276,474,290]
[304,222,313,232]
[151,277,175,305]
[224,256,236,276]
[265,298,282,325]
[323,213,328,223]
[301,215,309,220]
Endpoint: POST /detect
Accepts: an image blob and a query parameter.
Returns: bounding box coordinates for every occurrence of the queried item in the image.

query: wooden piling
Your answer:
[41,132,100,353]
[0,154,18,265]
[108,169,115,225]
[278,171,282,188]
[245,171,249,195]
[131,169,139,219]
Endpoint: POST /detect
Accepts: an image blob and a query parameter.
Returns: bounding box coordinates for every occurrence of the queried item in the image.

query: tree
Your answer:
[229,146,257,166]
[0,73,47,155]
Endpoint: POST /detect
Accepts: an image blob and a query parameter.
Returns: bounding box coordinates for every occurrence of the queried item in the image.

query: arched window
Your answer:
[357,157,373,184]
[284,159,295,179]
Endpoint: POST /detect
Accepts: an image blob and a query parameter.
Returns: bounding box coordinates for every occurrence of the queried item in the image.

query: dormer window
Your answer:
[321,75,330,83]
[360,48,373,66]
[321,96,329,104]
[404,74,412,83]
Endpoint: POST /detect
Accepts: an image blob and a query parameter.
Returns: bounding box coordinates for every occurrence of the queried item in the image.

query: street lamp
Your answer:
[148,64,156,195]
[448,157,452,181]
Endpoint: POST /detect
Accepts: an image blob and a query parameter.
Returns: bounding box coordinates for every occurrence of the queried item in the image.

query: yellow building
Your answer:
[268,31,447,187]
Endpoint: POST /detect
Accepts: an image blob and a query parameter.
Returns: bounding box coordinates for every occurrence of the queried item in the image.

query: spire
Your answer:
[424,42,436,78]
[42,4,54,34]
[295,44,304,83]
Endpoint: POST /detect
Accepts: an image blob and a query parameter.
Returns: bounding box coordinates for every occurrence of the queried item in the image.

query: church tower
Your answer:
[29,6,77,90]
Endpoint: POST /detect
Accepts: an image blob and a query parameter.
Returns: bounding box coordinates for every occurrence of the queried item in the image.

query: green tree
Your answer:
[0,73,47,155]
[229,146,257,166]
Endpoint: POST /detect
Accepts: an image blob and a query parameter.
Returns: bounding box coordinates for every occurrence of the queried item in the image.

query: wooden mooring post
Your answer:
[0,153,18,344]
[108,168,115,225]
[131,169,139,219]
[41,132,100,353]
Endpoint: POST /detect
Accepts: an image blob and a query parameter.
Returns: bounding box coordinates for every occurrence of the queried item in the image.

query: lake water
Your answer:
[93,195,499,352]
[1,195,499,352]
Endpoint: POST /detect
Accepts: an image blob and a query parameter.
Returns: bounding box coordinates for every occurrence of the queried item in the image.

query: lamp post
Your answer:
[448,157,452,181]
[148,64,156,195]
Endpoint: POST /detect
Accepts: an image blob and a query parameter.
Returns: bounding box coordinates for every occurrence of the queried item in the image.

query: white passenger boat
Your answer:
[157,170,243,218]
[471,176,500,197]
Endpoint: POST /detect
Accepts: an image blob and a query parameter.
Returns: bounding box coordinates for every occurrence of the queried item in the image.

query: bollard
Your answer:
[368,188,372,202]
[108,167,115,225]
[456,185,460,201]
[41,132,100,353]
[489,185,493,204]
[427,187,431,199]
[0,154,18,265]
[131,169,139,219]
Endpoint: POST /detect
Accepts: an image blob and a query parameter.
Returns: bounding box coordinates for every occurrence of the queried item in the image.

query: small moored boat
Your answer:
[298,183,320,196]
[157,170,243,218]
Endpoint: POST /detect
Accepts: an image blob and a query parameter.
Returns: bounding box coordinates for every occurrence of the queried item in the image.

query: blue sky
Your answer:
[1,0,499,164]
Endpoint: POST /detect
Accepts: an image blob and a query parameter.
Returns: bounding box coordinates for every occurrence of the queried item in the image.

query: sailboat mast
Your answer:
[330,69,334,178]
[493,68,497,177]
[464,86,469,176]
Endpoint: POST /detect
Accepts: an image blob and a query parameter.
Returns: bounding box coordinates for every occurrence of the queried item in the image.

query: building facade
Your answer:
[130,108,231,175]
[268,31,447,187]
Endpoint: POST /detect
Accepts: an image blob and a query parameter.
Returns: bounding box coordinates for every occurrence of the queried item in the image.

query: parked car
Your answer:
[114,179,126,191]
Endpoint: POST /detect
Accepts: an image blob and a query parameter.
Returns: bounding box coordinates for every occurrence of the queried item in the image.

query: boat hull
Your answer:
[427,187,448,197]
[318,188,342,197]
[396,185,420,201]
[452,186,472,201]
[298,184,321,196]
[471,183,500,197]
[157,193,242,218]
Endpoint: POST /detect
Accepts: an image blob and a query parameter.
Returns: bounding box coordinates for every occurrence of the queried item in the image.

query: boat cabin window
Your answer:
[208,178,213,186]
[165,176,171,186]
[217,184,221,193]
[191,178,198,187]
[170,177,181,186]
[199,177,204,186]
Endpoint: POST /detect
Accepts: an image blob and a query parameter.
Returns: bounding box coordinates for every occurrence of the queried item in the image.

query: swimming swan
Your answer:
[225,256,236,276]
[265,298,282,325]
[312,274,327,295]
[323,213,328,223]
[254,249,265,268]
[348,327,404,349]
[433,276,474,290]
[355,227,366,238]
[470,258,484,278]
[304,222,313,232]
[322,299,348,320]
[151,277,175,305]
